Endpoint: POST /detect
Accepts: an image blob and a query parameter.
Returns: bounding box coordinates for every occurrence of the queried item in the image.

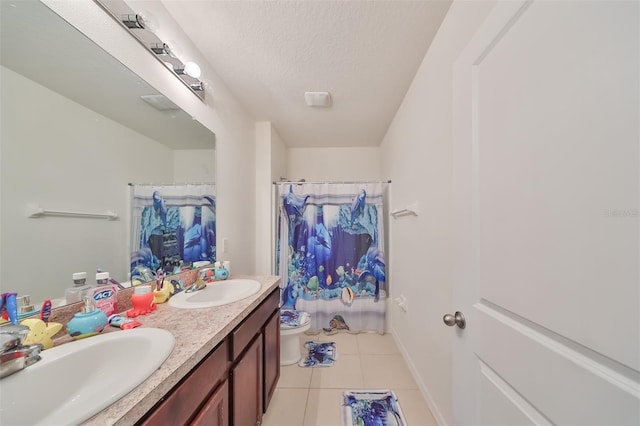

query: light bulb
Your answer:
[202,78,215,95]
[184,62,201,79]
[166,40,183,60]
[138,10,158,33]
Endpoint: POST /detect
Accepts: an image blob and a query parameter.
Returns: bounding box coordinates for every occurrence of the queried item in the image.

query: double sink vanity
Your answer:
[1,275,281,425]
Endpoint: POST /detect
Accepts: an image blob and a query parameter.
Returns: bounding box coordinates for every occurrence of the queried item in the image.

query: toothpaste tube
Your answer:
[107,314,141,330]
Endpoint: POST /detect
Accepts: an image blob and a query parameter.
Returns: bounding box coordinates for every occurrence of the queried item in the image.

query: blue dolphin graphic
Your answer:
[283,185,310,218]
[203,195,216,208]
[351,189,366,222]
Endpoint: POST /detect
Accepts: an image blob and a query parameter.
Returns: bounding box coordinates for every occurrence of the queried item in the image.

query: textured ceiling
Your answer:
[161,0,452,147]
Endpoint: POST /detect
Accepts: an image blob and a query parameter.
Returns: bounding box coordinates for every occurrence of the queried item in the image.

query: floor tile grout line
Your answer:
[301,386,311,425]
[357,335,366,388]
[271,332,428,425]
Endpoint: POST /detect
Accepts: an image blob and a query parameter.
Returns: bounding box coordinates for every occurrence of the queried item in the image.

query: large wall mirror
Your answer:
[0,0,216,308]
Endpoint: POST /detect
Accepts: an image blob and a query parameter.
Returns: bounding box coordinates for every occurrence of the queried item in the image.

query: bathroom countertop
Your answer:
[85,275,281,426]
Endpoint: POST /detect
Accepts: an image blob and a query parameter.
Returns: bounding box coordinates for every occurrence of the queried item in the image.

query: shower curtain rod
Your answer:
[128,182,216,186]
[273,180,391,185]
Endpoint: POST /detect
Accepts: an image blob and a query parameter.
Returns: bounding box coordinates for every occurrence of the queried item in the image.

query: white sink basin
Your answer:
[0,327,174,425]
[169,279,262,309]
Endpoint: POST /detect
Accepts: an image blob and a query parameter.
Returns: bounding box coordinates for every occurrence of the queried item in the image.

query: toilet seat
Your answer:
[280,309,311,365]
[280,320,310,333]
[280,309,310,330]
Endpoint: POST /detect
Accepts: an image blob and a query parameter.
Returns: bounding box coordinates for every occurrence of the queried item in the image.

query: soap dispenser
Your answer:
[215,265,229,280]
[66,296,108,340]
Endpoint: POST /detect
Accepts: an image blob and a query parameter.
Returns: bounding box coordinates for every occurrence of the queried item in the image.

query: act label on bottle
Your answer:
[92,285,118,316]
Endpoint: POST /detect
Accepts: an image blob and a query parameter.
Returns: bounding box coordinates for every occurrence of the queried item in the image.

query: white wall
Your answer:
[173,149,216,183]
[255,123,289,274]
[269,128,288,274]
[45,0,257,275]
[380,1,496,424]
[255,122,272,275]
[270,128,288,183]
[287,147,381,182]
[0,67,173,302]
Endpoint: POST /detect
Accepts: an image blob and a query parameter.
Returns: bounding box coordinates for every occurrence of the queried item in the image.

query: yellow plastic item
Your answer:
[20,318,63,350]
[152,280,174,304]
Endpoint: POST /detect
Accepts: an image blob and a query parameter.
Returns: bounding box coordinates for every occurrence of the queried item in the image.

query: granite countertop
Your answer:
[85,275,280,426]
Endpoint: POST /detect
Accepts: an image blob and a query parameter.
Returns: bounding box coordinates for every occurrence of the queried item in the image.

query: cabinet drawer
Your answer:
[140,339,230,425]
[231,288,279,359]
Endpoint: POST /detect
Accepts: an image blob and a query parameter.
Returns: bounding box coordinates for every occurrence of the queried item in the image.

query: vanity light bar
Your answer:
[94,0,206,102]
[121,14,145,29]
[150,43,171,55]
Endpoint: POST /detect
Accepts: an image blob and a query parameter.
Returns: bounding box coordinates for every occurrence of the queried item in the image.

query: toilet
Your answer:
[280,309,311,365]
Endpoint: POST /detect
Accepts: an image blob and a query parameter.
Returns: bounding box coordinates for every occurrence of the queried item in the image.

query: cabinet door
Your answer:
[191,380,229,426]
[232,289,280,359]
[263,310,280,412]
[232,334,263,426]
[140,340,229,425]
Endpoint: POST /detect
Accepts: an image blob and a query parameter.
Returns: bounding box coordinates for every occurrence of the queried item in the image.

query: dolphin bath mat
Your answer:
[298,341,337,367]
[341,390,407,426]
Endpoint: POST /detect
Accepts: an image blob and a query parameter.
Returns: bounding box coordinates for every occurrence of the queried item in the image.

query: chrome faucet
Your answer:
[0,324,43,379]
[185,278,208,293]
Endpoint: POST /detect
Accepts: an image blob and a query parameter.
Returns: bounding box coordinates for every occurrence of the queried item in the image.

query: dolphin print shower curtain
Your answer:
[130,184,216,279]
[276,182,387,333]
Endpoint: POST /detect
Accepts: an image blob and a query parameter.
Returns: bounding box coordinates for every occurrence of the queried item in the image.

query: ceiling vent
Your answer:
[140,94,180,111]
[304,91,331,107]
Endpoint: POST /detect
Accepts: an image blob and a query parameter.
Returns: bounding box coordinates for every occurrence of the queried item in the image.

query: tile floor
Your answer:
[262,332,437,426]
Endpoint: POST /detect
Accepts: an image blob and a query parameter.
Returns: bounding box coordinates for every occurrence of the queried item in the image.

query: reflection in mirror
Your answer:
[0,0,216,309]
[130,183,216,280]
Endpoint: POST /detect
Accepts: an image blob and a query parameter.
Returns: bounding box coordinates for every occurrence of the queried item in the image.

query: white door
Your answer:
[451,1,639,424]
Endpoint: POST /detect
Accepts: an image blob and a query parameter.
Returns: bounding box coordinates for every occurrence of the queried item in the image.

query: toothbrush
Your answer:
[5,293,18,325]
[40,299,52,326]
[156,268,165,291]
[108,278,126,290]
[0,293,5,322]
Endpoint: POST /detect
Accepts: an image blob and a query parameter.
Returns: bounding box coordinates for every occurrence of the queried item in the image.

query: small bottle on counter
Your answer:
[96,272,109,287]
[92,271,118,316]
[65,272,94,304]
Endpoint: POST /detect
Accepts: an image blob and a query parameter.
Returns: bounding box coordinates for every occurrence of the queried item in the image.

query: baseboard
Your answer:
[389,325,448,426]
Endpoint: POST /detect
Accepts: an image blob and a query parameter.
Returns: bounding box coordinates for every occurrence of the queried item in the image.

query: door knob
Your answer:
[443,311,466,329]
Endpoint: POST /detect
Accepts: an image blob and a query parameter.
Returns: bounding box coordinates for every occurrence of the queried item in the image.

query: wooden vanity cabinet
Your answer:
[230,288,280,424]
[139,340,230,426]
[262,309,280,412]
[138,287,280,426]
[231,333,263,426]
[191,380,229,426]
